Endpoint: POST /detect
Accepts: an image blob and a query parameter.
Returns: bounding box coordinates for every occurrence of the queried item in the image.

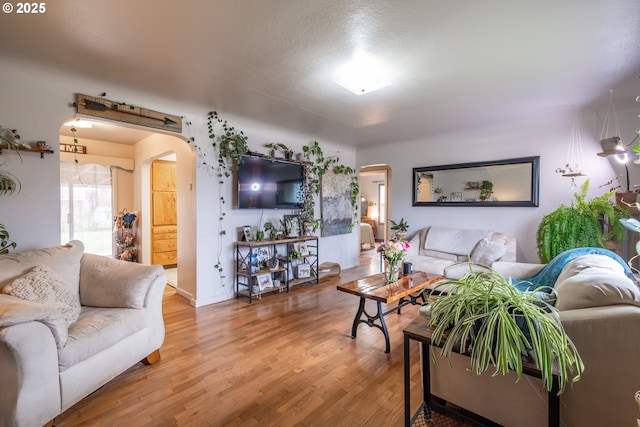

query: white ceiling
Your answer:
[2,0,640,147]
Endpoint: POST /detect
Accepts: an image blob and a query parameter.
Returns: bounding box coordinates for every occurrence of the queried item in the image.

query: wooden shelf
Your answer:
[0,143,53,159]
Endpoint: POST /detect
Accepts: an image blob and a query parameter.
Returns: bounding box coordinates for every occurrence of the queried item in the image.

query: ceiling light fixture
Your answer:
[63,118,93,128]
[335,52,392,96]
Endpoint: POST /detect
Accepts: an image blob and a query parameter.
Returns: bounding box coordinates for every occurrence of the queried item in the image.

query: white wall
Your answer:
[0,53,359,307]
[357,108,638,262]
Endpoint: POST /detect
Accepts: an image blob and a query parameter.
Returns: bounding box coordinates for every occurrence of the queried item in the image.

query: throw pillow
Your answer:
[470,238,508,265]
[1,265,81,326]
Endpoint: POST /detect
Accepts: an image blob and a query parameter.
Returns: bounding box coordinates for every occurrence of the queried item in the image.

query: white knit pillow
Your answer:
[1,265,81,326]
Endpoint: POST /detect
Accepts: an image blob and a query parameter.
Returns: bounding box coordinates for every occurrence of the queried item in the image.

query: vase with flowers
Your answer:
[377,240,410,283]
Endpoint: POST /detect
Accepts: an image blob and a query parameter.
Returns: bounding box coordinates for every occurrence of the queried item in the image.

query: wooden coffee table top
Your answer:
[337,272,444,304]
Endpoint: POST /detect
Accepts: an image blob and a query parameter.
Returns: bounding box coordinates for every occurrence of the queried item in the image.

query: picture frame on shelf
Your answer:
[284,214,300,238]
[243,225,252,241]
[256,273,273,291]
[297,263,311,279]
[450,192,463,202]
[295,241,309,256]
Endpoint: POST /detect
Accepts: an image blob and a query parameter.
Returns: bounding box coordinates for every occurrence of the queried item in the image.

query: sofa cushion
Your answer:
[425,227,491,256]
[0,240,84,295]
[554,255,640,310]
[0,293,69,348]
[58,306,146,371]
[470,238,509,265]
[80,253,162,309]
[2,265,81,326]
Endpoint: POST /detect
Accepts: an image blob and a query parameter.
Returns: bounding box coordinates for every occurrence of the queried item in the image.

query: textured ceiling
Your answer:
[2,0,640,147]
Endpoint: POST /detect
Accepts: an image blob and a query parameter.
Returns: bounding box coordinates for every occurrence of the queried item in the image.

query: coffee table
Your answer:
[337,272,444,353]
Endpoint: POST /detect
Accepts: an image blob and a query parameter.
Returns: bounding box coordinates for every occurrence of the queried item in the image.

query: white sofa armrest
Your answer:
[0,322,61,427]
[491,261,545,279]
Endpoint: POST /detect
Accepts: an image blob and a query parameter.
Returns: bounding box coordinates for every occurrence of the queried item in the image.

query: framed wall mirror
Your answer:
[412,156,540,207]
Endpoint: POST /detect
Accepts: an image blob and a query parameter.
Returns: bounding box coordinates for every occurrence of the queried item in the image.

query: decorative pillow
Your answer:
[0,240,84,295]
[470,238,509,265]
[1,265,81,326]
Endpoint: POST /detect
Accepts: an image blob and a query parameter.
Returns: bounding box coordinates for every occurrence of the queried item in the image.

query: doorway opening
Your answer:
[359,165,391,243]
[59,119,195,295]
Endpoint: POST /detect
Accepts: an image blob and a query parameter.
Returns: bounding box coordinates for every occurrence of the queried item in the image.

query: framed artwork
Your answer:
[256,273,273,291]
[297,263,311,279]
[284,215,300,237]
[243,225,252,241]
[450,192,463,202]
[295,242,309,256]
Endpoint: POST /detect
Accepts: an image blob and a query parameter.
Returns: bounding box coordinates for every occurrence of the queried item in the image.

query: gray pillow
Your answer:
[470,238,508,265]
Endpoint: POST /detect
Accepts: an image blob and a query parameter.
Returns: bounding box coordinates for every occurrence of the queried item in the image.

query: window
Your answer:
[60,162,113,256]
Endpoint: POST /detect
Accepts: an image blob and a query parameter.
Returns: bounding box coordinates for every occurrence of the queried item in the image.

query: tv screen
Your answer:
[235,155,305,209]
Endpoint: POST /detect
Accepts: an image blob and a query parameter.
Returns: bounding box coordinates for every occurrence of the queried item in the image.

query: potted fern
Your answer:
[391,217,409,240]
[425,266,584,394]
[536,179,625,263]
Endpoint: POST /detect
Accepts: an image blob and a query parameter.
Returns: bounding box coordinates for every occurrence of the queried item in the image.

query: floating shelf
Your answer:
[0,143,53,159]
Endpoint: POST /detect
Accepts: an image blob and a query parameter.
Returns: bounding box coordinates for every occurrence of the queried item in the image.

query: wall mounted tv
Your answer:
[234,155,306,209]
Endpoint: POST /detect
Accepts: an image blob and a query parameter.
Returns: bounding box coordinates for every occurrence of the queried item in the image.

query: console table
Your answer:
[403,316,560,427]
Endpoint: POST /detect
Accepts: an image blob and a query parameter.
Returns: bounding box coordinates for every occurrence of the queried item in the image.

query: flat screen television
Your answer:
[234,155,305,209]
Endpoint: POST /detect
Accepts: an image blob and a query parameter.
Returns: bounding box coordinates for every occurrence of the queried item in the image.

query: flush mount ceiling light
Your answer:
[335,52,392,95]
[63,118,93,128]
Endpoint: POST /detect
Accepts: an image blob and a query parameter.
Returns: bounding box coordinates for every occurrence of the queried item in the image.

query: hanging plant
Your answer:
[207,111,249,178]
[0,167,20,195]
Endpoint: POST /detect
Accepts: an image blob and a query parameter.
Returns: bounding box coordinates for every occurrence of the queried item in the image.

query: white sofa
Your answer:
[426,254,640,427]
[0,241,166,427]
[404,226,517,278]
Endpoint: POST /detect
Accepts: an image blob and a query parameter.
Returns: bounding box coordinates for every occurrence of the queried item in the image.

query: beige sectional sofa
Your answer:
[404,226,517,278]
[425,253,640,427]
[0,241,166,427]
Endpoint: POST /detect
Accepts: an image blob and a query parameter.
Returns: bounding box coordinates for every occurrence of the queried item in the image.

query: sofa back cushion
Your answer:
[424,227,492,256]
[555,255,640,310]
[0,240,84,295]
[80,253,163,309]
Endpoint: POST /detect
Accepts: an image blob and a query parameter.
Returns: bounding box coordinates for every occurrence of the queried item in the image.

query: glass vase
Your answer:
[385,260,399,283]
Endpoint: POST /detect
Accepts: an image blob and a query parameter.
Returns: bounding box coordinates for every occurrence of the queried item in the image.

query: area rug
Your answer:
[410,401,495,427]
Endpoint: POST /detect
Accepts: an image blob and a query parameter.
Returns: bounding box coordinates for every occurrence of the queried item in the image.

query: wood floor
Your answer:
[55,249,429,427]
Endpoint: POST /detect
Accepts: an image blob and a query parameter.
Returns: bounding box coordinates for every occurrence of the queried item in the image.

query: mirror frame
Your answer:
[412,156,540,207]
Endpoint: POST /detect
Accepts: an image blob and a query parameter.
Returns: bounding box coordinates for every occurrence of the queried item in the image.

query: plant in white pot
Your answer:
[425,266,584,394]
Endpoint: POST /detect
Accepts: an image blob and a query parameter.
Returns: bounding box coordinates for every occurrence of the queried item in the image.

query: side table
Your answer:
[403,316,560,427]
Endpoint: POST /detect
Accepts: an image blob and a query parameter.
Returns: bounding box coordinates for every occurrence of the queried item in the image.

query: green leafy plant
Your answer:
[479,180,493,201]
[264,142,292,159]
[207,111,252,285]
[207,111,250,178]
[390,218,409,233]
[426,267,584,394]
[536,179,625,263]
[0,223,16,254]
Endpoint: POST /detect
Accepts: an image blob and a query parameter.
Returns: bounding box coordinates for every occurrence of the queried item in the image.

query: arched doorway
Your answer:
[59,119,196,297]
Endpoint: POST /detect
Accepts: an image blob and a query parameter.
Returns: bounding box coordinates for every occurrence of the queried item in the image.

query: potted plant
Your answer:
[390,217,409,240]
[207,111,249,177]
[479,180,494,201]
[264,143,292,159]
[263,221,277,241]
[425,267,584,394]
[536,179,625,263]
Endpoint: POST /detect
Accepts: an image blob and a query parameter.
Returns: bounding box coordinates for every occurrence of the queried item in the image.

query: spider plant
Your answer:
[425,266,584,395]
